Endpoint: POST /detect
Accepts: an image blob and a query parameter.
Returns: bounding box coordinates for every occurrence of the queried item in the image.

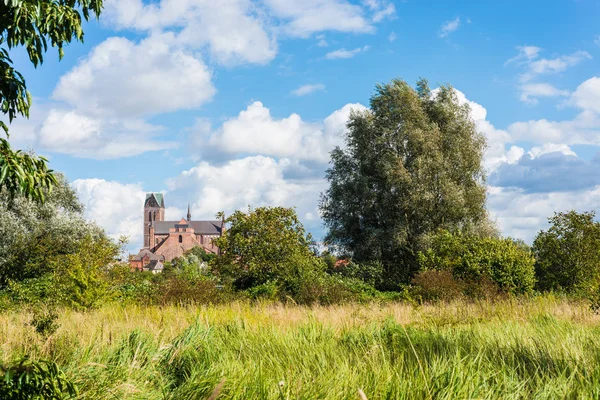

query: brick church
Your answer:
[129,193,224,272]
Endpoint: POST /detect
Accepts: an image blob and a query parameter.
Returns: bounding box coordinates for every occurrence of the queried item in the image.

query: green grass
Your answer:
[2,297,600,399]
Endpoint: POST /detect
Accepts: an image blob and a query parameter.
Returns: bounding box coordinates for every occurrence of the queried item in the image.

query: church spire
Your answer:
[187,204,191,221]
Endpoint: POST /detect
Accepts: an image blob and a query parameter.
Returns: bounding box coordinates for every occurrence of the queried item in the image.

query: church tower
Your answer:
[143,193,165,248]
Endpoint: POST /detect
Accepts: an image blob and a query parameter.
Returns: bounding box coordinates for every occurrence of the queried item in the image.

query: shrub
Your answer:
[411,270,465,302]
[418,230,536,295]
[533,210,600,294]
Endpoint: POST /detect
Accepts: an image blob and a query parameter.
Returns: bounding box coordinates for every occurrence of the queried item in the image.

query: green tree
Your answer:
[213,206,325,290]
[0,0,103,201]
[320,78,490,286]
[533,210,600,294]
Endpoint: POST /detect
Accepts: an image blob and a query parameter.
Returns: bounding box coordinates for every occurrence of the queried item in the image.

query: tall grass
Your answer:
[1,296,599,399]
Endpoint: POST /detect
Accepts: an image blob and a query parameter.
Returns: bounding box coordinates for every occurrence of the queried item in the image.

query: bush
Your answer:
[411,270,465,302]
[418,230,536,295]
[533,210,600,294]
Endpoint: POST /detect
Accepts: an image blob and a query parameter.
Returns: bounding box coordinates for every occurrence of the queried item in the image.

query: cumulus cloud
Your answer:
[104,0,277,65]
[105,0,392,61]
[165,156,327,230]
[325,45,370,59]
[292,83,326,96]
[36,110,178,159]
[439,17,460,38]
[489,149,600,193]
[508,77,600,145]
[264,0,374,37]
[488,185,600,242]
[570,77,600,113]
[72,179,147,249]
[54,35,215,118]
[193,101,367,163]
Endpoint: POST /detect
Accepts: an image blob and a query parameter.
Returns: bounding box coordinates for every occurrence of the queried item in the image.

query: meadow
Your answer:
[2,297,600,399]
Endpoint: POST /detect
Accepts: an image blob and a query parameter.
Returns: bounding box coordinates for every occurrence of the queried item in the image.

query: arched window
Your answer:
[148,211,151,221]
[179,235,183,243]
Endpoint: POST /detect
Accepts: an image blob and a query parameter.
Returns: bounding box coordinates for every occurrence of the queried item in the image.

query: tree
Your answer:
[0,0,103,201]
[213,206,324,290]
[0,173,119,308]
[533,210,600,293]
[320,78,489,286]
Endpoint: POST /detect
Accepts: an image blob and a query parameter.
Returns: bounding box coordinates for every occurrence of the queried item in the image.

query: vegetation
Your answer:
[533,210,600,295]
[2,74,600,397]
[1,298,600,399]
[320,79,492,287]
[0,0,103,201]
[418,230,536,296]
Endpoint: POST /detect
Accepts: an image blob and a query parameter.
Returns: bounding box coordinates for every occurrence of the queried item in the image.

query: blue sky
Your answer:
[6,0,600,250]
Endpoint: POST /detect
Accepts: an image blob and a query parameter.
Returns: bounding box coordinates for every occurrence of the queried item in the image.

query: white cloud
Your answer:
[54,35,215,118]
[570,77,600,113]
[488,185,600,242]
[507,48,592,83]
[292,83,326,96]
[37,109,178,159]
[165,156,327,228]
[325,45,370,59]
[527,143,576,158]
[439,17,460,38]
[264,0,374,37]
[195,101,367,163]
[104,0,277,65]
[388,31,397,42]
[507,77,600,145]
[519,83,570,104]
[72,179,147,249]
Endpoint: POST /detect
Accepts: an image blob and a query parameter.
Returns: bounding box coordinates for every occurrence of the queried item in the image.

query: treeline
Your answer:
[2,78,600,314]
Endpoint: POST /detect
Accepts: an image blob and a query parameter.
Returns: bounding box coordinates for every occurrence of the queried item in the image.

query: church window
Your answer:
[179,235,183,243]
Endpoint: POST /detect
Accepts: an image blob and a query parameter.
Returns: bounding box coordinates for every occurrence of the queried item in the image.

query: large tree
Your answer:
[320,78,490,285]
[0,0,103,202]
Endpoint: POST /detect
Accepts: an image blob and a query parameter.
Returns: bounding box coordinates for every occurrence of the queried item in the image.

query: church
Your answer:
[129,193,224,272]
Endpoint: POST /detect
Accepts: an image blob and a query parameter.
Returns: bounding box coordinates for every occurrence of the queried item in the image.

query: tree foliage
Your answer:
[0,0,103,201]
[213,206,324,289]
[418,230,536,295]
[533,210,600,294]
[320,78,490,285]
[0,173,120,308]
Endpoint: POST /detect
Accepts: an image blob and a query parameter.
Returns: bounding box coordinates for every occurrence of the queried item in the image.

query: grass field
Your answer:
[2,297,600,399]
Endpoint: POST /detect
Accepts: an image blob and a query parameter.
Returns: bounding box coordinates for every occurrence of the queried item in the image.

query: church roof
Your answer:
[131,248,165,261]
[153,220,222,235]
[145,193,165,208]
